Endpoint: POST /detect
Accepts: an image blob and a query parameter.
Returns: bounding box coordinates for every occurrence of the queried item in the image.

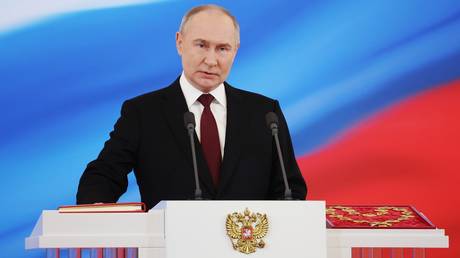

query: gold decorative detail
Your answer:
[226,208,269,254]
[326,206,415,227]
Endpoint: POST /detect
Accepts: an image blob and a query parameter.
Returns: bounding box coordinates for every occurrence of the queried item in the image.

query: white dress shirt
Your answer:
[179,72,227,158]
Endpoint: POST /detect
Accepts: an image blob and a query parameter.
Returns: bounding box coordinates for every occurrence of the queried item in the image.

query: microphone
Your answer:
[184,112,203,200]
[265,112,293,200]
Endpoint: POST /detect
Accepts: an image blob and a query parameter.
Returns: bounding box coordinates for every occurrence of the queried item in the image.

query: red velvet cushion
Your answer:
[326,205,435,228]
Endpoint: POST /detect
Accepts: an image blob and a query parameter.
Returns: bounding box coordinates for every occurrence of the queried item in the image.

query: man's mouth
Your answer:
[199,71,218,77]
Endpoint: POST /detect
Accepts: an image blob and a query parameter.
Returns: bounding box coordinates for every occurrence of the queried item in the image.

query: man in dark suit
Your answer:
[77,4,306,210]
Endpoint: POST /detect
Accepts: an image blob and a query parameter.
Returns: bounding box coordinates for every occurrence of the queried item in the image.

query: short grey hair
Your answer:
[179,4,240,44]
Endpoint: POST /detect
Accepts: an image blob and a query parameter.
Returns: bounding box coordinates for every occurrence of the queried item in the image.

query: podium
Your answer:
[26,201,448,258]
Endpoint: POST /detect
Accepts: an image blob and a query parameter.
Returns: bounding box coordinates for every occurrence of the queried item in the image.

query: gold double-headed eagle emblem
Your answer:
[226,208,269,254]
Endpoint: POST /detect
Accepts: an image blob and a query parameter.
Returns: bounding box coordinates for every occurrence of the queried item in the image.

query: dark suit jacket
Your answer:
[77,78,307,210]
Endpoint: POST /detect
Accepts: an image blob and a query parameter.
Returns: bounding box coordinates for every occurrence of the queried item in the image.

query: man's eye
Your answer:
[219,47,228,52]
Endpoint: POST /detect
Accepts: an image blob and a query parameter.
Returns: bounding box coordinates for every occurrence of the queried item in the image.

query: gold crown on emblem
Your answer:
[226,208,269,254]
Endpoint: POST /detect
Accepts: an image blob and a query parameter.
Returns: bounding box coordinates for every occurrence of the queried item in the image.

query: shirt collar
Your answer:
[179,72,227,108]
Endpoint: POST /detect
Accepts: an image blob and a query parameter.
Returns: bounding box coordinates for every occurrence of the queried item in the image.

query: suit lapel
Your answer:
[161,79,216,196]
[217,83,246,196]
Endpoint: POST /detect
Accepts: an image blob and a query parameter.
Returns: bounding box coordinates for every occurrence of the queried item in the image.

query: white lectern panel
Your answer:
[155,200,326,258]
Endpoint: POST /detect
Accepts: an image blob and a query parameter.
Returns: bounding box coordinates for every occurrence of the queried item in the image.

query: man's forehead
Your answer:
[182,10,236,35]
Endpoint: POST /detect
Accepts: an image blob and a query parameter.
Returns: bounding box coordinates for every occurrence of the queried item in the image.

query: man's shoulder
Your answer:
[121,79,278,109]
[225,82,277,105]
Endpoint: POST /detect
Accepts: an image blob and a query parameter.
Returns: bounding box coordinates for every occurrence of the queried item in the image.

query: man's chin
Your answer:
[193,78,221,92]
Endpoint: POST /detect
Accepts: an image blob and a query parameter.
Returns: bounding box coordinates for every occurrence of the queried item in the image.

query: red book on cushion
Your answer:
[326,205,435,229]
[58,202,146,213]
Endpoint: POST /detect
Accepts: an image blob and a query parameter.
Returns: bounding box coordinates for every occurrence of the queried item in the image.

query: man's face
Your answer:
[176,10,239,92]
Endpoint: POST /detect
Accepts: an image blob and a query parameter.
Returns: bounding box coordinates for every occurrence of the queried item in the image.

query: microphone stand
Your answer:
[266,112,293,200]
[184,112,203,200]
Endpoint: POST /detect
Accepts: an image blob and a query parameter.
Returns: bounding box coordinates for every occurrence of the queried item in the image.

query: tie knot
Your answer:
[197,94,214,107]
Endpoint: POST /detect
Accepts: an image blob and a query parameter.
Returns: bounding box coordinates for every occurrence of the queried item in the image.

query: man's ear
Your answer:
[176,32,183,56]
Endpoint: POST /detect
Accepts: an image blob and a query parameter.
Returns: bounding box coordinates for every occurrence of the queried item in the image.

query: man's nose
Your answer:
[203,50,218,66]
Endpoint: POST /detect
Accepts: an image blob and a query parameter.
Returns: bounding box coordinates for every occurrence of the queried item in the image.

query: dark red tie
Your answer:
[197,94,221,187]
